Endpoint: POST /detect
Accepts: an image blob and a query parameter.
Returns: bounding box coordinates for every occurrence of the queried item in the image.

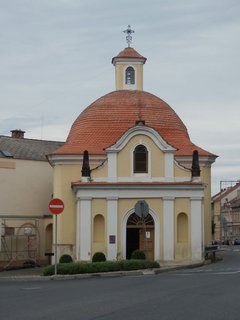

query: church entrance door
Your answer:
[126,213,154,260]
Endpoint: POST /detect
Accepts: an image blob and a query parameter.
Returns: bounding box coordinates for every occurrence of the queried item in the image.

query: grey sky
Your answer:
[1,0,240,195]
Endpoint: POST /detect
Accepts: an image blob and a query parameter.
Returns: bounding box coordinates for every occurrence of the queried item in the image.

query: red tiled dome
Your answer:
[53,90,213,156]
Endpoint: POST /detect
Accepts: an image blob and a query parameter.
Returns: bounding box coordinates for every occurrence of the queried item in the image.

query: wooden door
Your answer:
[139,228,154,260]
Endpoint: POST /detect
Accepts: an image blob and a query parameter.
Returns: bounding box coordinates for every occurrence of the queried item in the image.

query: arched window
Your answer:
[134,145,148,173]
[125,66,135,85]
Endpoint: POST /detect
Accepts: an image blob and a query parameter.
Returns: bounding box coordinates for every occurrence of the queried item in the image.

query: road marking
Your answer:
[22,287,41,290]
[214,270,240,275]
[174,269,240,276]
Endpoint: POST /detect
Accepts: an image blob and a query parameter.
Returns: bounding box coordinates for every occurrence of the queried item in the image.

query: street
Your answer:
[0,248,240,320]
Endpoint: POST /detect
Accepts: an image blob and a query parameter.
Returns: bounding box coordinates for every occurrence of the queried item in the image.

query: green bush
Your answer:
[131,249,146,260]
[43,259,160,276]
[120,259,159,270]
[59,254,73,263]
[92,252,106,262]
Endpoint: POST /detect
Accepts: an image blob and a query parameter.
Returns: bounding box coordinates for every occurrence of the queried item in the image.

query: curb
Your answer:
[0,261,206,281]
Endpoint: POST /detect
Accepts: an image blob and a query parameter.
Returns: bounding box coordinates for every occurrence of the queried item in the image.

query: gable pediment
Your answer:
[105,125,176,154]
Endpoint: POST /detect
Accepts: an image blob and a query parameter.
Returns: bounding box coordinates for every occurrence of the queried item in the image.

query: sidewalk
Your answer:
[0,267,44,279]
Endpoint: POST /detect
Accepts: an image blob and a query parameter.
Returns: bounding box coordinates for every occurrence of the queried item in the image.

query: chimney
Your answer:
[11,129,25,139]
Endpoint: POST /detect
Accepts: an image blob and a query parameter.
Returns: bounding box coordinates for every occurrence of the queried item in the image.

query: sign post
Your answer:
[48,198,64,275]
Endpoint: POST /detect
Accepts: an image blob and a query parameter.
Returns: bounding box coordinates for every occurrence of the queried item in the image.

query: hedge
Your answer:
[43,260,160,276]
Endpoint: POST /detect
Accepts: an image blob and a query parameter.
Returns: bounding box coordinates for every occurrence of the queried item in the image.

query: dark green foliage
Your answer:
[59,254,73,263]
[130,249,146,260]
[92,252,106,262]
[42,259,160,276]
[120,259,158,270]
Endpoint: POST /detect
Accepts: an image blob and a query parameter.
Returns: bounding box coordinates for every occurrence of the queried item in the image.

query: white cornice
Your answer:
[112,57,146,65]
[92,176,191,183]
[73,183,205,199]
[47,154,106,166]
[175,155,217,167]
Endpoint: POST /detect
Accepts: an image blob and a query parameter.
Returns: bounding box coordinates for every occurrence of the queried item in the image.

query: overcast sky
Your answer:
[1,0,240,195]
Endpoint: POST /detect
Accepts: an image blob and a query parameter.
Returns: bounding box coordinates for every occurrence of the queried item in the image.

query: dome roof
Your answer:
[53,90,213,157]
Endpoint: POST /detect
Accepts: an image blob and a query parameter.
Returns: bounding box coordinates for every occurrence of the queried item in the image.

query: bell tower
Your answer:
[112,25,147,91]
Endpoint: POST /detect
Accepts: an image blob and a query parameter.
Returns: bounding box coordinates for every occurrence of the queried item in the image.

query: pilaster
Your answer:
[76,196,92,261]
[191,197,203,261]
[107,197,118,260]
[163,196,175,260]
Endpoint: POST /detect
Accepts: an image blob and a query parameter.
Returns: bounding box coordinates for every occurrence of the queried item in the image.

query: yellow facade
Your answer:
[53,165,80,245]
[52,136,206,262]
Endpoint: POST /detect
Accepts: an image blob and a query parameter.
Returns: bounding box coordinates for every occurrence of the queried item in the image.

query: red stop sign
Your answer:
[48,198,64,215]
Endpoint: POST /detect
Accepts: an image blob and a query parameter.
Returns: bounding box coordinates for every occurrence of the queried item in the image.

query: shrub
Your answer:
[120,259,159,270]
[59,254,73,264]
[42,259,160,276]
[92,252,106,262]
[131,249,146,260]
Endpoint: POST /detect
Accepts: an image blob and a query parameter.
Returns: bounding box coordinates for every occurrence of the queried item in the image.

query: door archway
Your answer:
[126,212,154,260]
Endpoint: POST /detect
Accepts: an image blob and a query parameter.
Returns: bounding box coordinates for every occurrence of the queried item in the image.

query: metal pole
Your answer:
[144,223,148,259]
[220,181,222,245]
[145,227,149,260]
[54,215,57,276]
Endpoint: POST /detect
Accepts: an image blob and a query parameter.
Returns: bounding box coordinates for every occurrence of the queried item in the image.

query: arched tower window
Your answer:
[125,66,135,85]
[134,144,148,173]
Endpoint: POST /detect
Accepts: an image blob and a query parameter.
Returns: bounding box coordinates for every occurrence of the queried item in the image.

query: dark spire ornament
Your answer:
[81,150,90,178]
[191,150,201,181]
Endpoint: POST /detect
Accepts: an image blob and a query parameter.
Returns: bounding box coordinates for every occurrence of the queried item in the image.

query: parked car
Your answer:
[222,239,230,245]
[234,237,240,245]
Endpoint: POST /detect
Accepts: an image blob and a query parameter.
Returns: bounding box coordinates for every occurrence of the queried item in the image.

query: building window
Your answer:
[125,67,135,85]
[134,145,148,173]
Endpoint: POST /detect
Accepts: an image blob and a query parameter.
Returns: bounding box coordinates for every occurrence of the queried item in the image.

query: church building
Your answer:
[48,26,217,263]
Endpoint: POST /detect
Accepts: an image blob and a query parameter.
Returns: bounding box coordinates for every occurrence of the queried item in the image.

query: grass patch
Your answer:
[43,260,160,276]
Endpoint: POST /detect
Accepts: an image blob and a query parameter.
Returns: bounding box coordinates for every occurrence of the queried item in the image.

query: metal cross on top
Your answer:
[123,25,135,47]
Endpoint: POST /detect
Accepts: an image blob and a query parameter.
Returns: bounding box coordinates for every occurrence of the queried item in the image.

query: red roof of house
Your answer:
[211,183,240,202]
[52,90,215,157]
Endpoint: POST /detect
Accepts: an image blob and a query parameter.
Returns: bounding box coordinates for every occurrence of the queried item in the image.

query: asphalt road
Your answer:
[0,248,240,320]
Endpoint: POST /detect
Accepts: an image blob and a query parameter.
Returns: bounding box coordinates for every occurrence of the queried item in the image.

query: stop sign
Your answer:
[48,198,64,215]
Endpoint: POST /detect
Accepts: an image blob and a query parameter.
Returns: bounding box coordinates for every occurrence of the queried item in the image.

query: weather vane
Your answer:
[123,25,134,47]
